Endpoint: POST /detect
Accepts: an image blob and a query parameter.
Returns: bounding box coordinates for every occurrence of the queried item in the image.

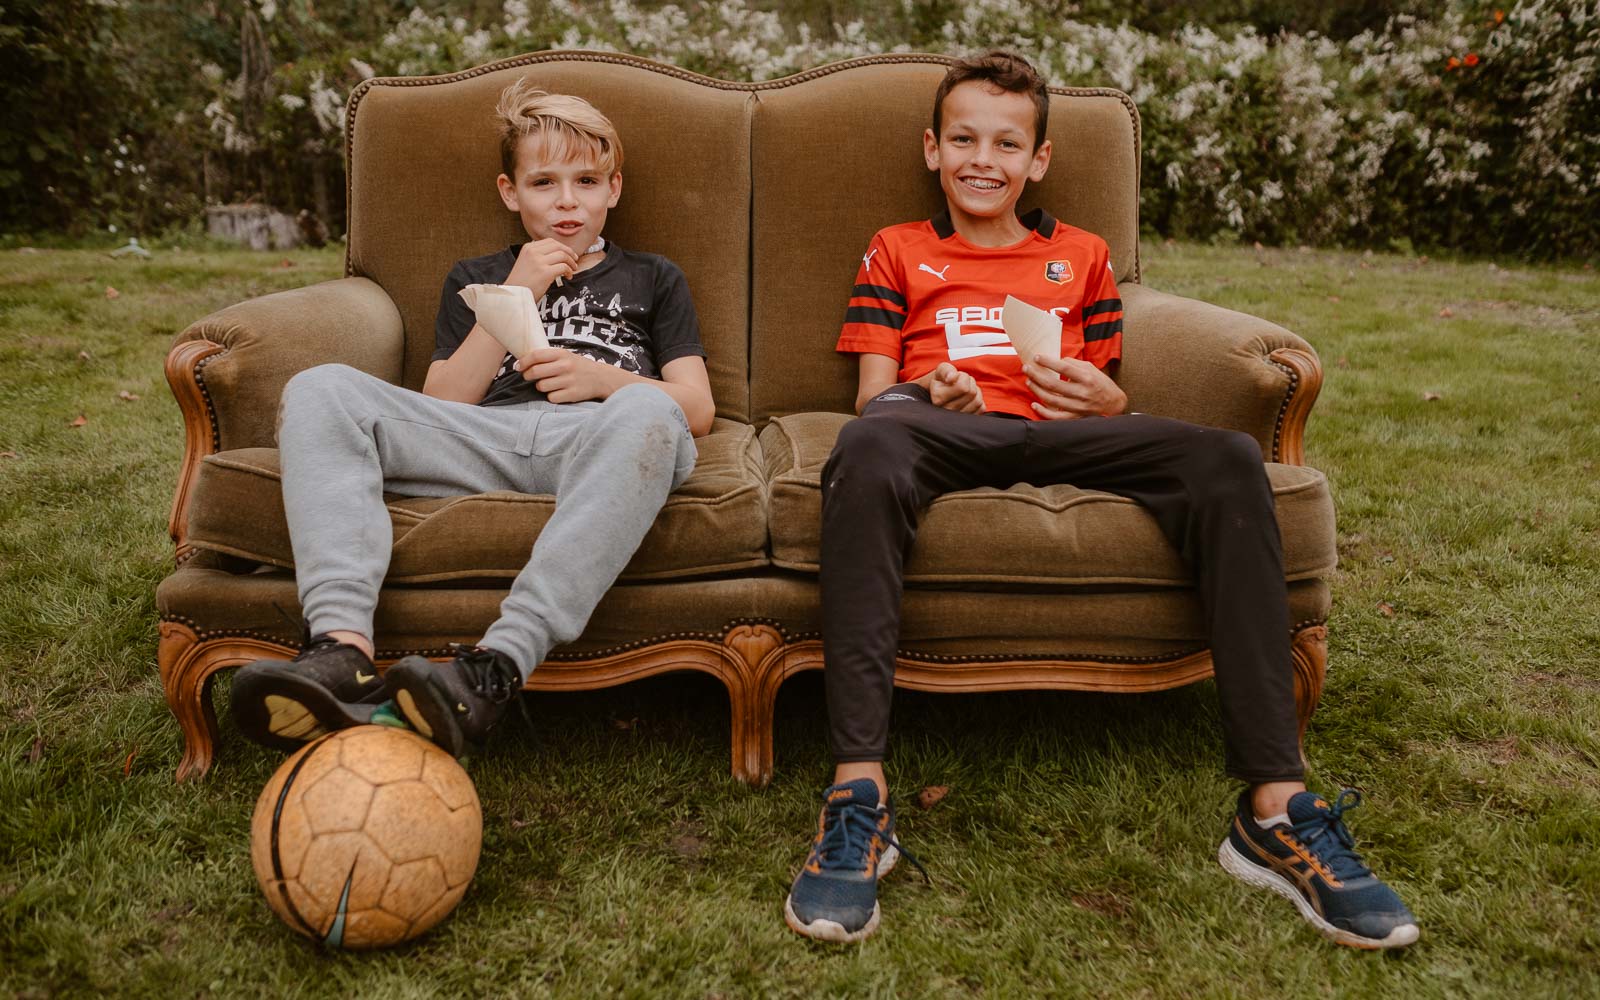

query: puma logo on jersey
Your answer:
[918,262,951,281]
[862,248,879,273]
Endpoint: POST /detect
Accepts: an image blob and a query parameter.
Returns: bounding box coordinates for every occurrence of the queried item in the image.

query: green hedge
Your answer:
[4,0,1595,259]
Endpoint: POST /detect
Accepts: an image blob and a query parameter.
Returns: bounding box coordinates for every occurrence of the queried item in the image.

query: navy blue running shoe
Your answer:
[784,778,925,942]
[1219,789,1419,949]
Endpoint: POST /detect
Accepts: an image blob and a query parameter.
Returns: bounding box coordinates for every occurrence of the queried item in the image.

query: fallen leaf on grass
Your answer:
[1438,307,1454,318]
[27,738,44,763]
[0,450,16,459]
[1326,295,1341,303]
[1423,391,1442,401]
[117,390,140,401]
[279,258,296,268]
[1335,356,1350,368]
[915,785,949,810]
[1377,601,1396,617]
[105,286,120,299]
[77,350,92,362]
[123,746,138,776]
[68,415,87,427]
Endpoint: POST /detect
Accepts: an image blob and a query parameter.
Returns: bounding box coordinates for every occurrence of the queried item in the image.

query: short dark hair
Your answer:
[931,50,1050,149]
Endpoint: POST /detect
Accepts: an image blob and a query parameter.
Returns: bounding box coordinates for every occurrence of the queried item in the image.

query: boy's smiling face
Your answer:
[924,80,1052,241]
[497,133,621,253]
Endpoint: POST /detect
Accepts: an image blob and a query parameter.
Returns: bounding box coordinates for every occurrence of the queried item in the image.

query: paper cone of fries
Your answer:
[1001,295,1061,365]
[458,284,549,357]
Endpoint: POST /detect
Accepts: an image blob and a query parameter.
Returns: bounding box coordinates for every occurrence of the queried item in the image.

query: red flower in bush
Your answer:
[1465,53,1480,67]
[1447,56,1462,70]
[1494,9,1505,24]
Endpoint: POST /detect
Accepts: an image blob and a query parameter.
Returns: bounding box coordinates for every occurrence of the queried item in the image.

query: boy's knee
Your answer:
[603,381,686,429]
[283,363,361,406]
[1192,429,1270,506]
[831,416,913,470]
[824,417,918,501]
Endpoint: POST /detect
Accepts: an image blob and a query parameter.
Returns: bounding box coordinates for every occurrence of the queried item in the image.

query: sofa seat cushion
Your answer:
[761,412,1336,586]
[186,418,767,582]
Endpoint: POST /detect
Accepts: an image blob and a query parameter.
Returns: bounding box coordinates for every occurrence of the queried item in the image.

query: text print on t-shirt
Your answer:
[492,284,650,381]
[936,303,1071,360]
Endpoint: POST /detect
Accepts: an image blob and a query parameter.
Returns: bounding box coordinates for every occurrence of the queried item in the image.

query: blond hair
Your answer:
[495,79,622,178]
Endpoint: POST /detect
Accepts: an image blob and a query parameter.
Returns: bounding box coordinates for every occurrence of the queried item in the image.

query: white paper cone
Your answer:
[458,283,549,357]
[1001,295,1061,365]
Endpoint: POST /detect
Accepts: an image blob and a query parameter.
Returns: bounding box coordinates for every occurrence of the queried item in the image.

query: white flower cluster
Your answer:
[198,0,1598,253]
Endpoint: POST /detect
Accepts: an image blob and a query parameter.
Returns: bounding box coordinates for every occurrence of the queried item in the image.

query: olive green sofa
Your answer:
[157,51,1333,784]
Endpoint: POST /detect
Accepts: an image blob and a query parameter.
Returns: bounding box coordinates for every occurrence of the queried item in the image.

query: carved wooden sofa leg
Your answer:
[721,624,785,787]
[1289,623,1329,747]
[159,621,294,782]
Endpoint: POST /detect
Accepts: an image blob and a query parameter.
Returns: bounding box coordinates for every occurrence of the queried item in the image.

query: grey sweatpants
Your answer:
[276,363,697,679]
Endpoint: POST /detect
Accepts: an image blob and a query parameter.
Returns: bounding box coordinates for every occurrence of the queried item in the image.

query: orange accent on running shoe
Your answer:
[1275,829,1343,888]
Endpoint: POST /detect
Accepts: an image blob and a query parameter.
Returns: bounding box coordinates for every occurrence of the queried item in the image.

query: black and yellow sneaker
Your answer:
[231,634,388,751]
[383,646,522,758]
[1219,789,1419,950]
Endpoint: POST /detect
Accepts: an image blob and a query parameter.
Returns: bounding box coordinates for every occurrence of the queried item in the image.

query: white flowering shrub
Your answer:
[77,1,1600,257]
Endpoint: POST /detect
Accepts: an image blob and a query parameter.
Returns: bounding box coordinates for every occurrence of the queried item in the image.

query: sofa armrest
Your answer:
[165,277,404,558]
[1116,283,1323,465]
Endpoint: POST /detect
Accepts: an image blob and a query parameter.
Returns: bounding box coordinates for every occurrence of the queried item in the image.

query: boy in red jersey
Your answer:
[783,51,1418,950]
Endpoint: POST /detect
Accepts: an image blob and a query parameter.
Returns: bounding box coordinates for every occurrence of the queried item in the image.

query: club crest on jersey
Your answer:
[1044,260,1073,284]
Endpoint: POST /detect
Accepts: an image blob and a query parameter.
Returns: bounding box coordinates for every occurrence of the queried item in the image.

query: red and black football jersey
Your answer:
[837,209,1123,419]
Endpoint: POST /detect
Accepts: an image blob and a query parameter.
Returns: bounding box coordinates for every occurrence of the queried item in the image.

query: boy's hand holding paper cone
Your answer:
[1002,294,1125,418]
[1000,295,1062,367]
[457,283,550,358]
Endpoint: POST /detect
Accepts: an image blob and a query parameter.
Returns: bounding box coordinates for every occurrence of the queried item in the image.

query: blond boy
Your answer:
[232,82,713,756]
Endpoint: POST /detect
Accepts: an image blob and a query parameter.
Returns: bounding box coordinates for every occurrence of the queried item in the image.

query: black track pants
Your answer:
[819,386,1304,783]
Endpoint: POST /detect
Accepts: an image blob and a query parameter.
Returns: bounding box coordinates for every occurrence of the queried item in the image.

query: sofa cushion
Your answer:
[761,413,1336,585]
[187,418,767,582]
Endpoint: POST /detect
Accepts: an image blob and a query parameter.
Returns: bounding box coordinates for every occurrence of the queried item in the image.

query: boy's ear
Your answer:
[496,173,519,211]
[1028,139,1053,183]
[923,127,940,172]
[606,171,622,209]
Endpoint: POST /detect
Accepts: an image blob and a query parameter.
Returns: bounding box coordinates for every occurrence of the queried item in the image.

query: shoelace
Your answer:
[1289,789,1373,881]
[815,800,932,885]
[447,643,521,705]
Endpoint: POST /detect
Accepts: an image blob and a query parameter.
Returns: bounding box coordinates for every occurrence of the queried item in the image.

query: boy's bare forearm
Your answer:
[422,325,509,402]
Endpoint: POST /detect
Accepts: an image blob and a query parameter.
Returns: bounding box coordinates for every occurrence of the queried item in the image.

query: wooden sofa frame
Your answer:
[158,51,1328,786]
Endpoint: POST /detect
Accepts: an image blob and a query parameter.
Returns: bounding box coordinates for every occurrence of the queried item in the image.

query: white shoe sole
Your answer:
[784,845,899,943]
[1218,838,1420,950]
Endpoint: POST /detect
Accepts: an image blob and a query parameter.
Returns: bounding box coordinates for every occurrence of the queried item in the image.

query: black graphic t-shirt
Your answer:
[432,241,706,407]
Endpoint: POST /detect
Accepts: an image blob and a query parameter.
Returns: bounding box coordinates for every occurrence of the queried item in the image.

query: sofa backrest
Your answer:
[747,57,1141,422]
[344,52,1140,427]
[346,54,754,421]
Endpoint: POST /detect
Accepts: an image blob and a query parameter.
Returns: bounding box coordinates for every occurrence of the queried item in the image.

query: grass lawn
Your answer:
[1,239,1597,998]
